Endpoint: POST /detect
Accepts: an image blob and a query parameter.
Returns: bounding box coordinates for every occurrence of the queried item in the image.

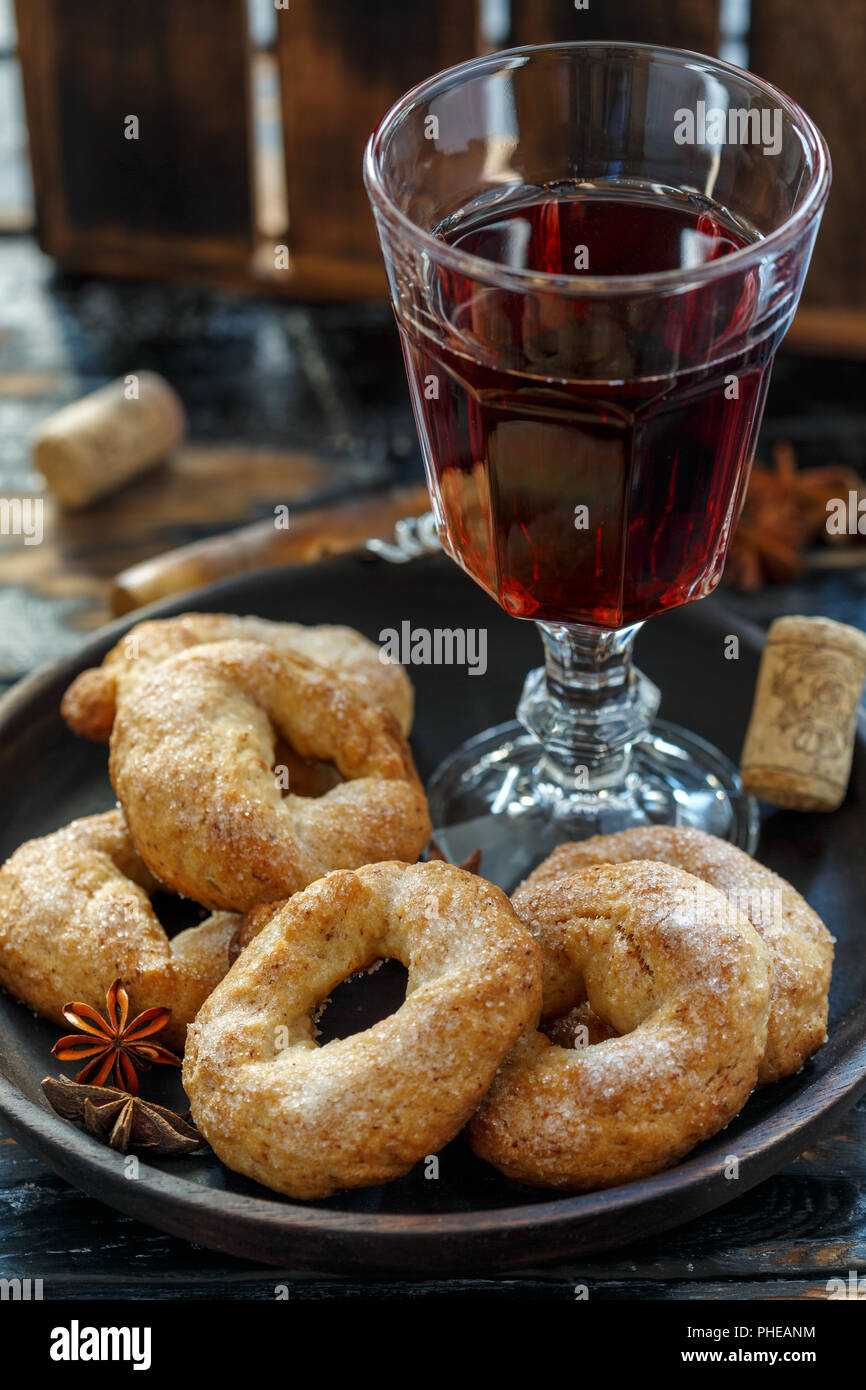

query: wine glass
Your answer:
[364,43,830,889]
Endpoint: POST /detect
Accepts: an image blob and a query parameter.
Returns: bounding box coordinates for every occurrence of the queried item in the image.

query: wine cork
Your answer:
[32,371,186,509]
[741,615,866,811]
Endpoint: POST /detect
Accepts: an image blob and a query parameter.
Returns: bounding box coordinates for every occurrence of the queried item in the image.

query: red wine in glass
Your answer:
[367,42,828,871]
[400,185,772,628]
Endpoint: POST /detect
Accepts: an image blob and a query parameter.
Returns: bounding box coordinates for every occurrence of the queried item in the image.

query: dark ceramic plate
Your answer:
[0,553,864,1275]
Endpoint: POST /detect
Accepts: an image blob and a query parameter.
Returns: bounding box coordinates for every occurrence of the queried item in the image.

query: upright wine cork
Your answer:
[32,371,186,509]
[741,615,866,811]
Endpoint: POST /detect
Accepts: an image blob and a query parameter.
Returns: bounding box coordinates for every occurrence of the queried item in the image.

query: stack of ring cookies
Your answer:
[0,611,835,1201]
[0,613,431,1044]
[467,827,832,1190]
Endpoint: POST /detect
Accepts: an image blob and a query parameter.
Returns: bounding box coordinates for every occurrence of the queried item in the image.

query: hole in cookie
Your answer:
[541,1002,620,1049]
[315,958,408,1043]
[272,740,343,798]
[149,891,210,939]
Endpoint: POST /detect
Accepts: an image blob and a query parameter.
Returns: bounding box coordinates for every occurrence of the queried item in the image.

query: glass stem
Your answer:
[517,621,661,793]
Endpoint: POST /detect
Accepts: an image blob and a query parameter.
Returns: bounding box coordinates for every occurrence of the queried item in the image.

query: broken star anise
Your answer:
[51,978,180,1096]
[42,1075,205,1156]
[725,442,866,591]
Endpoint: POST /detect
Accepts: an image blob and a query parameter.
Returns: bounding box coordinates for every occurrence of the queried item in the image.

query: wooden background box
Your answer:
[12,0,866,351]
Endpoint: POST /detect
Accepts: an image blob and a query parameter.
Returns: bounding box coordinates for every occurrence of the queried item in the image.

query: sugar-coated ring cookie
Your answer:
[61,612,414,741]
[516,827,833,1084]
[109,639,432,913]
[183,860,543,1199]
[0,811,239,1050]
[469,861,771,1190]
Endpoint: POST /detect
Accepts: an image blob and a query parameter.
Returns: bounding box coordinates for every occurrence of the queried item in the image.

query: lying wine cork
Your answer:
[32,371,186,509]
[741,615,866,811]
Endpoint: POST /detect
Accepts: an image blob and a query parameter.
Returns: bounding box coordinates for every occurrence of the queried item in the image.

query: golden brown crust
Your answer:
[469,861,771,1190]
[515,827,833,1084]
[0,811,239,1050]
[183,860,543,1199]
[109,639,432,913]
[61,612,414,741]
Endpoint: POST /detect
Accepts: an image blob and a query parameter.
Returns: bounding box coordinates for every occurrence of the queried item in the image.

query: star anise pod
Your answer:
[42,1075,205,1156]
[427,839,483,875]
[726,441,866,591]
[51,979,180,1096]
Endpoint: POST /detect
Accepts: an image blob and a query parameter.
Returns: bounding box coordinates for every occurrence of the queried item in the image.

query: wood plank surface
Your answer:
[0,443,355,677]
[2,1096,865,1296]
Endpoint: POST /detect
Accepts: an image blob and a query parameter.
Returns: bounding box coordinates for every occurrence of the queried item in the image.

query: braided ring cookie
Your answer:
[109,639,432,913]
[469,861,771,1190]
[62,612,413,741]
[183,860,543,1198]
[516,827,833,1084]
[0,811,239,1050]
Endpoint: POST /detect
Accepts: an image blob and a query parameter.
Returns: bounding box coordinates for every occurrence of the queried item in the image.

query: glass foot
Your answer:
[426,718,759,893]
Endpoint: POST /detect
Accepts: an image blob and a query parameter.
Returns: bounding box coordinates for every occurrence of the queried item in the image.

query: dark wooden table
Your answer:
[1,233,865,1299]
